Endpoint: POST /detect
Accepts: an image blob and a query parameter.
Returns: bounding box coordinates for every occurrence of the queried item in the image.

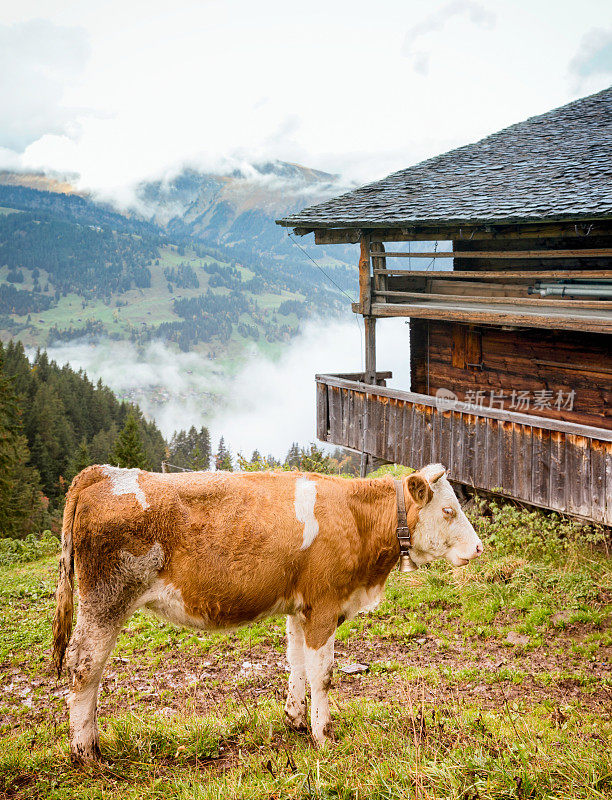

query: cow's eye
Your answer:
[442,507,456,519]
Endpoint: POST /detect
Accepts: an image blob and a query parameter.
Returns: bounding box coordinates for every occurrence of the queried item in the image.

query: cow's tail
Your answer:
[52,465,104,677]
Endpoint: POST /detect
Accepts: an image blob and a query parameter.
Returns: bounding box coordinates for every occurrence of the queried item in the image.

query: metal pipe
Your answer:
[528,282,612,299]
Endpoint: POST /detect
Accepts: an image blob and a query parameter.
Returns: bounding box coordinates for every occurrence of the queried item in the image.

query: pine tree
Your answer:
[0,348,44,538]
[285,442,301,469]
[110,413,149,469]
[69,438,92,479]
[198,426,211,469]
[215,436,233,471]
[27,382,73,497]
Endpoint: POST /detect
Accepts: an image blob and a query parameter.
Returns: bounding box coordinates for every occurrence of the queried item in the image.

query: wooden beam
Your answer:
[366,301,612,334]
[372,269,612,279]
[358,236,372,314]
[373,290,612,309]
[315,228,362,245]
[309,220,612,245]
[377,248,612,259]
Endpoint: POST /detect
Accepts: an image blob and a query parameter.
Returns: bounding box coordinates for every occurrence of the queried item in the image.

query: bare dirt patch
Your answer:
[2,620,610,734]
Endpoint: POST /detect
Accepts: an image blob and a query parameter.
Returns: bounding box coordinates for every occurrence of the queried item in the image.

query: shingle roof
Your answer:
[277,87,612,229]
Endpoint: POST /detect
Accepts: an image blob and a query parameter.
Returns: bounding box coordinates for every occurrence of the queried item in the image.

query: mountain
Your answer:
[136,161,347,256]
[0,163,357,357]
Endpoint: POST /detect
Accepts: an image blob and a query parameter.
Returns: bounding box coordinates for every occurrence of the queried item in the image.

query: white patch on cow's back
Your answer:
[102,465,150,510]
[294,477,318,550]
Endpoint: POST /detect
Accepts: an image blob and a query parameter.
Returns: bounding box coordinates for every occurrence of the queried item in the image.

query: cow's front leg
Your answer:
[285,614,307,731]
[303,616,336,747]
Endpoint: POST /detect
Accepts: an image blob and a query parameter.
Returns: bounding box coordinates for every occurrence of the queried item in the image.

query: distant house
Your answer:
[277,88,612,525]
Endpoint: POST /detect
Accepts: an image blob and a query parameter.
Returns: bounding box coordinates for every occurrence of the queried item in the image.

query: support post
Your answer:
[360,315,376,478]
[358,235,372,315]
[364,316,376,385]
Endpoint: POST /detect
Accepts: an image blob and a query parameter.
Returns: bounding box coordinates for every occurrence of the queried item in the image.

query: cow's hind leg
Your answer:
[303,614,336,747]
[66,606,121,763]
[285,614,307,732]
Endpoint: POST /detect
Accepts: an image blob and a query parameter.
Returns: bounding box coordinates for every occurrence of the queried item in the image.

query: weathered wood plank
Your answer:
[387,399,400,463]
[373,269,612,280]
[364,392,378,454]
[328,386,342,444]
[353,390,365,453]
[473,415,489,489]
[421,405,434,465]
[549,429,567,514]
[531,427,551,507]
[438,409,453,470]
[486,418,501,492]
[566,435,592,518]
[500,420,515,497]
[589,439,607,523]
[377,396,389,460]
[363,302,612,335]
[400,402,413,467]
[316,382,329,440]
[373,248,612,259]
[451,411,464,482]
[462,414,477,486]
[373,290,612,310]
[605,442,612,525]
[411,404,425,469]
[340,388,350,447]
[514,423,533,503]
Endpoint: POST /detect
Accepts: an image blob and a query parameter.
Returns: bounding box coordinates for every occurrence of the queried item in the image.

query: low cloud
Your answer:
[0,20,90,152]
[568,28,612,90]
[402,1,496,75]
[43,317,410,461]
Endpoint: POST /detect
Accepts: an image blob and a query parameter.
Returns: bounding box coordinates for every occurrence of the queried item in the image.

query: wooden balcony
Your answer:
[316,373,612,526]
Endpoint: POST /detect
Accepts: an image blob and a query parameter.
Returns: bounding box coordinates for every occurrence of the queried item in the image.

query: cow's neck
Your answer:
[351,477,410,581]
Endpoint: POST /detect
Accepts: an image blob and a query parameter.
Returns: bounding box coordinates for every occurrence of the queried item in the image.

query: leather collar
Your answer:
[394,478,418,572]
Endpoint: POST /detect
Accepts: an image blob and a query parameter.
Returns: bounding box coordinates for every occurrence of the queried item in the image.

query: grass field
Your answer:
[0,504,610,799]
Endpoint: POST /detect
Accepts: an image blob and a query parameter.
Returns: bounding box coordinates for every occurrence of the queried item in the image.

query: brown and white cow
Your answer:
[52,463,483,763]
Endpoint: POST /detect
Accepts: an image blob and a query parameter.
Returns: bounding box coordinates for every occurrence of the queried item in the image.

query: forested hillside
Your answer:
[0,339,166,536]
[0,170,356,356]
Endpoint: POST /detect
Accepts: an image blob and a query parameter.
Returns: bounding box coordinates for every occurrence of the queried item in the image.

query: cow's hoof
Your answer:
[70,740,101,766]
[284,708,308,733]
[312,723,337,748]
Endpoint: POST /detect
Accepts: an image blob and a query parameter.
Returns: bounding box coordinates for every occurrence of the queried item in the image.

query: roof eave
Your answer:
[276,211,612,230]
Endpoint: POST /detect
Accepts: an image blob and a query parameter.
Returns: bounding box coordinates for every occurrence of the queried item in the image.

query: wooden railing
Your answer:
[316,373,612,525]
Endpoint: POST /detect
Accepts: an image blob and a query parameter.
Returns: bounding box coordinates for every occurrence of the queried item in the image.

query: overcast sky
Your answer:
[1,0,611,196]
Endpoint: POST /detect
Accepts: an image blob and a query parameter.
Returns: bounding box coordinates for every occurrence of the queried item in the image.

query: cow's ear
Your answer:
[406,474,433,507]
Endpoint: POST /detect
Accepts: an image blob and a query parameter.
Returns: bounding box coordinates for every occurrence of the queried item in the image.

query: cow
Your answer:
[52,463,483,763]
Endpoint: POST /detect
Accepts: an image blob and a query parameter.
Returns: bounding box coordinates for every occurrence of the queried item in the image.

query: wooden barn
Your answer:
[277,87,612,526]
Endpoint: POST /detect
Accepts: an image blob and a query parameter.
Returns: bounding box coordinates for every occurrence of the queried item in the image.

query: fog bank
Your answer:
[44,317,410,459]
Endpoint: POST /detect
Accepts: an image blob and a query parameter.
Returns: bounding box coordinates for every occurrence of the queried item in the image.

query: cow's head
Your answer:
[403,464,483,568]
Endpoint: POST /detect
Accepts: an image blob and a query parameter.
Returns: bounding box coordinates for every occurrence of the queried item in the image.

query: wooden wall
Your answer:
[410,320,612,430]
[452,232,612,271]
